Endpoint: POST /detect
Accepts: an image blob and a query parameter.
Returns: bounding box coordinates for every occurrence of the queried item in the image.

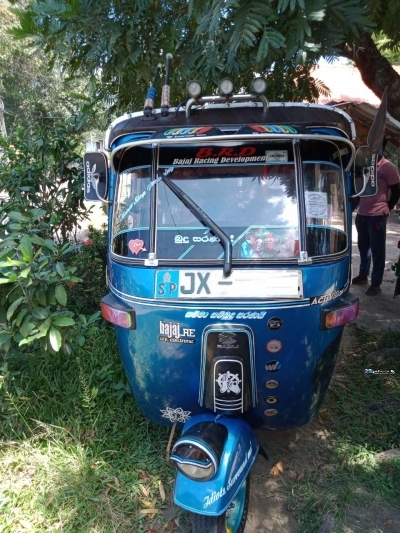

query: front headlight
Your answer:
[170,422,228,481]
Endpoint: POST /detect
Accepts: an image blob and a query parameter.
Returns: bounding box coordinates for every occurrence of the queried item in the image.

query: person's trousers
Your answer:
[355,214,388,286]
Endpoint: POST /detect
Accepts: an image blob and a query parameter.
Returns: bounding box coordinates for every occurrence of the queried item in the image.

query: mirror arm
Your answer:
[92,173,111,205]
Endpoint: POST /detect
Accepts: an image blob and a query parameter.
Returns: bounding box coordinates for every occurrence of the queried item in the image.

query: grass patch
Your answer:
[0,326,177,532]
[287,328,400,532]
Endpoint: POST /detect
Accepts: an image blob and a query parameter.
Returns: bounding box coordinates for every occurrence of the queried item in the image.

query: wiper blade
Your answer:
[161,175,232,277]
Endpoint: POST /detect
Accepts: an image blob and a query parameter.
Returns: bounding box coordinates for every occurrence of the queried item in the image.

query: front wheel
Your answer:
[190,476,250,533]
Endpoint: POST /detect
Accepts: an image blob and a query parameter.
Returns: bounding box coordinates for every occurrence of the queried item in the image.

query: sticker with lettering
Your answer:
[159,320,195,344]
[266,340,282,353]
[184,310,267,320]
[310,280,350,306]
[203,443,253,509]
[264,408,278,416]
[267,317,283,331]
[265,360,281,372]
[265,380,280,389]
[128,239,146,255]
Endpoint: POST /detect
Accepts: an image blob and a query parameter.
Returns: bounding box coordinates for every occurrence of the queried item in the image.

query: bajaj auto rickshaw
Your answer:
[84,63,386,532]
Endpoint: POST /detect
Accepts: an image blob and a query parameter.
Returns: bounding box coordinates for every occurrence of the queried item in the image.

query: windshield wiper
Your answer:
[161,175,232,277]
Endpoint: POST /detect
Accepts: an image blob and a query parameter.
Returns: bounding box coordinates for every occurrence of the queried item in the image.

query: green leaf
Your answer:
[8,223,22,231]
[32,307,49,320]
[6,297,25,321]
[77,335,85,346]
[20,235,33,262]
[0,260,26,267]
[55,284,67,307]
[38,317,51,335]
[55,262,66,278]
[20,316,35,338]
[16,308,29,327]
[20,266,31,278]
[51,316,75,327]
[7,211,30,222]
[0,278,14,284]
[49,326,62,352]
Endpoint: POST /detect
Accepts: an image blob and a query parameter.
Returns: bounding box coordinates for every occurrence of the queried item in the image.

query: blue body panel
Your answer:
[173,414,258,515]
[109,257,350,429]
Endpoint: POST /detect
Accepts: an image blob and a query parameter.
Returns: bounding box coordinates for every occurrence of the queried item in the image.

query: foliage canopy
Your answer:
[9,0,377,113]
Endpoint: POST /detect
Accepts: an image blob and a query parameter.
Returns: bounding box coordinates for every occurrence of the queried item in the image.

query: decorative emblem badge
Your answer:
[128,239,146,254]
[267,317,283,331]
[265,380,280,389]
[160,407,191,423]
[265,360,281,372]
[218,332,237,347]
[266,340,282,353]
[216,371,241,395]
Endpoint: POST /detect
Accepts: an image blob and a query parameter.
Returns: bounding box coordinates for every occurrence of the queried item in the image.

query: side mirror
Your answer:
[83,151,109,202]
[352,145,378,197]
[351,87,387,199]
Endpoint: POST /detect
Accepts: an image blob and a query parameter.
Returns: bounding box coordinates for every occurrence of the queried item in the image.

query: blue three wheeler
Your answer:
[84,59,386,532]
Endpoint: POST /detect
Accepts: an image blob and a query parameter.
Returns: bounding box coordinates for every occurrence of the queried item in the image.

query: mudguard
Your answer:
[173,413,258,516]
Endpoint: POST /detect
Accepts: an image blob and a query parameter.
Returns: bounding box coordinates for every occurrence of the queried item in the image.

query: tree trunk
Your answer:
[339,33,400,122]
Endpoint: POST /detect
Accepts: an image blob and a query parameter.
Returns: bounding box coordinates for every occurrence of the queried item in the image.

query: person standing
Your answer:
[352,145,400,295]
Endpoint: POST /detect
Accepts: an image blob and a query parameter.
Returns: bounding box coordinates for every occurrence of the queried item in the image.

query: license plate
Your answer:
[155,269,302,299]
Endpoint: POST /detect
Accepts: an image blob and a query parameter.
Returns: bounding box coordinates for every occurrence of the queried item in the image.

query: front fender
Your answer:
[173,413,258,516]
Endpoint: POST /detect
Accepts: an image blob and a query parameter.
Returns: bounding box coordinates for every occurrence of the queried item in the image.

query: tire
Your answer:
[190,475,250,533]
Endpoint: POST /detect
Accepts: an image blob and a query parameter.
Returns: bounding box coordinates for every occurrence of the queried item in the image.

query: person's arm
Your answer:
[388,183,400,210]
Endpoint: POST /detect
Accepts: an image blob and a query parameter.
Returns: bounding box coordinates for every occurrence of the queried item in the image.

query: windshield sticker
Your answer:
[159,320,196,344]
[310,281,350,306]
[120,175,163,222]
[184,310,267,320]
[240,229,299,259]
[174,234,221,244]
[305,191,328,219]
[128,239,146,254]
[265,150,288,162]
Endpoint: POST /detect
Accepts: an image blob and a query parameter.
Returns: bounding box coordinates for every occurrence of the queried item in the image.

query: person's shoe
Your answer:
[352,275,368,285]
[365,285,381,295]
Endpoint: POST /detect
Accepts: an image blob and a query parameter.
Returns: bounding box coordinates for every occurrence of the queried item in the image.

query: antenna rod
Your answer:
[144,63,162,118]
[161,53,173,117]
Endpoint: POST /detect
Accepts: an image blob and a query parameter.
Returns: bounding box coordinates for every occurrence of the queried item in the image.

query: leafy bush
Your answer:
[67,225,108,314]
[0,206,100,354]
[0,119,90,243]
[0,117,102,356]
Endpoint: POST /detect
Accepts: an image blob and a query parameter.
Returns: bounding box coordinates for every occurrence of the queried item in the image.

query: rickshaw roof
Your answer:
[105,102,355,149]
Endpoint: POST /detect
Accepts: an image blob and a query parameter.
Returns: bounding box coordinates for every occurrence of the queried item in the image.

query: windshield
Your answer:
[111,139,347,261]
